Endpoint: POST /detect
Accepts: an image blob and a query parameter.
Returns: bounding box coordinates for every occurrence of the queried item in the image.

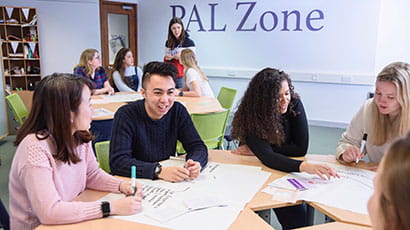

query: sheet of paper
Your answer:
[91,93,143,104]
[268,160,375,215]
[92,108,114,118]
[98,159,271,229]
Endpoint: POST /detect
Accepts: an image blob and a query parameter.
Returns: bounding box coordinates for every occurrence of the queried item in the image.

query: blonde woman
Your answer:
[337,62,410,163]
[177,49,214,98]
[74,48,114,95]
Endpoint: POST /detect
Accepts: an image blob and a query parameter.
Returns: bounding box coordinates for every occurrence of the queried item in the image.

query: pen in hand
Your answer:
[131,165,136,196]
[357,133,368,163]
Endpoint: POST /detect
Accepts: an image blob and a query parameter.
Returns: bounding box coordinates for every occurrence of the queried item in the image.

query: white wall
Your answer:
[138,0,384,126]
[375,0,410,72]
[2,0,102,75]
[2,0,409,127]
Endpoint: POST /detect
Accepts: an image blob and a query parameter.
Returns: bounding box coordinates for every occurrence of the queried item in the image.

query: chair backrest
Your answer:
[95,141,111,173]
[191,110,230,149]
[5,93,29,126]
[217,87,237,110]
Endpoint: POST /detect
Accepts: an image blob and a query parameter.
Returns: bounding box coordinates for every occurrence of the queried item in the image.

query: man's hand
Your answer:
[185,159,201,179]
[158,166,189,182]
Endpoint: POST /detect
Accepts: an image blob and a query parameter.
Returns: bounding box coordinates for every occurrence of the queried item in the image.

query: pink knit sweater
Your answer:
[9,134,123,229]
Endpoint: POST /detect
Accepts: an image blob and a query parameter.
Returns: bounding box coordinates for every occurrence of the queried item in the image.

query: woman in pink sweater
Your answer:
[9,73,143,229]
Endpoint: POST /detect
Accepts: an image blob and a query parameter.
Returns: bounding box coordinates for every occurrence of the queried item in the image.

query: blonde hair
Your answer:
[74,49,99,76]
[371,62,410,145]
[180,49,208,82]
[378,132,410,230]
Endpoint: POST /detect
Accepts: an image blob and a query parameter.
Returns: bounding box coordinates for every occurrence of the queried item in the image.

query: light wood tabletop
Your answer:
[36,150,279,230]
[296,222,372,230]
[35,150,374,229]
[91,92,223,120]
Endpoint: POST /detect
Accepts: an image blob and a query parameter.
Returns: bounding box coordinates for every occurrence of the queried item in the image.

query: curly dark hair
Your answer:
[231,68,299,145]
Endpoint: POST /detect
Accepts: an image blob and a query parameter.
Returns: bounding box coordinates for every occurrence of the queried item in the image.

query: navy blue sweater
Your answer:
[246,98,308,172]
[109,100,208,179]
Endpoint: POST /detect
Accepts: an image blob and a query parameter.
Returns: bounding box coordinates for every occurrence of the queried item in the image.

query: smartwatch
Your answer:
[101,201,110,218]
[179,91,184,96]
[154,164,162,179]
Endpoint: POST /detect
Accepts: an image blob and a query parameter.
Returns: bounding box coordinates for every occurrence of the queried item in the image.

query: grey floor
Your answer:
[0,125,344,229]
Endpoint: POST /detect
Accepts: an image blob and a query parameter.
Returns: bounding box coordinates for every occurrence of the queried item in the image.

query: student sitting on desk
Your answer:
[231,68,338,230]
[176,49,214,98]
[336,62,410,163]
[9,73,142,229]
[73,48,114,95]
[367,132,410,230]
[109,47,142,92]
[109,61,208,182]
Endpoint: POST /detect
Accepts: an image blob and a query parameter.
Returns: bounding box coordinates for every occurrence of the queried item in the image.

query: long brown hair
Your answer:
[109,47,132,88]
[231,68,298,145]
[379,132,410,230]
[74,48,98,76]
[15,73,95,164]
[165,17,186,50]
[371,62,410,145]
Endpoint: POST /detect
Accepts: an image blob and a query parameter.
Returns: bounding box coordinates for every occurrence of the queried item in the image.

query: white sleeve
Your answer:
[136,66,143,92]
[185,68,201,85]
[113,71,135,92]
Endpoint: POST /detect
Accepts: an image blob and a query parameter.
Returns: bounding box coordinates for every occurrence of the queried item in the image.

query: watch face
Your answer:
[101,201,110,217]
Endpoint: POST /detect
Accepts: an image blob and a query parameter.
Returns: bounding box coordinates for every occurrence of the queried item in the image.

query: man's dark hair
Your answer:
[142,61,177,88]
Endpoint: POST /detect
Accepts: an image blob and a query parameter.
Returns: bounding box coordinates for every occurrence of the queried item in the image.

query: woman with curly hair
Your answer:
[231,68,338,230]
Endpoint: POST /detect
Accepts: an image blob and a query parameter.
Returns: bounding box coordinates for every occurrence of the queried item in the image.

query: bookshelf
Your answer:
[0,6,41,91]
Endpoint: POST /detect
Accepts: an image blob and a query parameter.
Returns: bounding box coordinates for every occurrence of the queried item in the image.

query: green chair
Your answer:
[95,141,111,173]
[177,110,230,153]
[217,87,237,110]
[5,93,29,126]
[217,87,238,149]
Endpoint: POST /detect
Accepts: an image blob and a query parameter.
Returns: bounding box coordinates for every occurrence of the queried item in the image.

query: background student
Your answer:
[110,47,142,92]
[231,68,338,230]
[176,49,214,97]
[336,62,410,163]
[164,17,195,89]
[73,48,114,95]
[109,62,208,182]
[367,132,410,230]
[9,73,142,229]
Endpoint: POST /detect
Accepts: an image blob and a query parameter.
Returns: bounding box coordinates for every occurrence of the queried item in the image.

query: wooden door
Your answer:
[99,1,137,71]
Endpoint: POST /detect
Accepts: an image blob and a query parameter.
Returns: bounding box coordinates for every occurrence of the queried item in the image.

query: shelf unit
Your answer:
[0,6,41,91]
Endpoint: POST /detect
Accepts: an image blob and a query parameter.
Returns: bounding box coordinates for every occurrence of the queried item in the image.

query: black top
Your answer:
[246,98,308,172]
[109,100,208,179]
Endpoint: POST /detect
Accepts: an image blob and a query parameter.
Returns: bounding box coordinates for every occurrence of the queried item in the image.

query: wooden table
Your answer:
[36,150,279,230]
[296,222,372,230]
[91,92,224,120]
[36,151,374,229]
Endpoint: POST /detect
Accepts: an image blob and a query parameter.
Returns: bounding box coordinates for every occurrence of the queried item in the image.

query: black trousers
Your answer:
[274,204,308,230]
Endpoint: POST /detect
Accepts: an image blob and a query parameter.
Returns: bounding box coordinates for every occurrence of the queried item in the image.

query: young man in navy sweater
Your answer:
[109,61,208,182]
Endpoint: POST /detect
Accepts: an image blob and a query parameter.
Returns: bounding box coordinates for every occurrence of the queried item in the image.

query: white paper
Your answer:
[100,93,143,103]
[22,8,30,20]
[5,7,13,19]
[10,42,18,54]
[268,161,375,215]
[28,42,36,54]
[92,108,114,118]
[98,160,271,229]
